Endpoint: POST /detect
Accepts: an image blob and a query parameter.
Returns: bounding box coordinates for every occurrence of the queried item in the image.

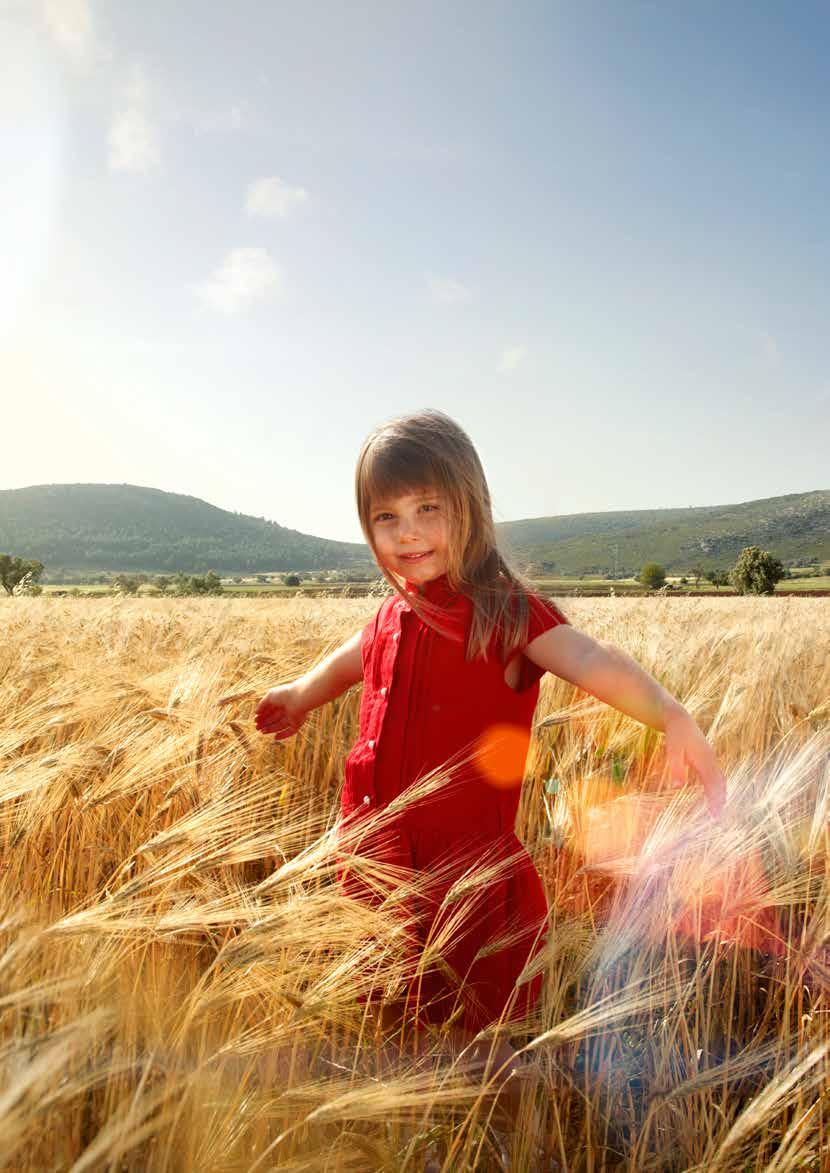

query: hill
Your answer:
[497,490,830,576]
[0,484,826,577]
[0,484,370,574]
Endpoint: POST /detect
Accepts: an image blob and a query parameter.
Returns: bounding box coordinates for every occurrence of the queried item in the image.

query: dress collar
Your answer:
[402,572,462,608]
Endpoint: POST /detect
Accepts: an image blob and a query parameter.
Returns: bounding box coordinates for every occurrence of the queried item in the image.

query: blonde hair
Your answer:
[355,409,566,662]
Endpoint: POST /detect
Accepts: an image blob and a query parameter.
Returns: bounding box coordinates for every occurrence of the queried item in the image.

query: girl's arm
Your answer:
[255,629,364,738]
[524,625,726,817]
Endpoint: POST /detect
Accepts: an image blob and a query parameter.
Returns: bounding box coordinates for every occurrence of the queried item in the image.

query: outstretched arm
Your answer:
[524,625,726,818]
[294,629,364,711]
[255,628,364,738]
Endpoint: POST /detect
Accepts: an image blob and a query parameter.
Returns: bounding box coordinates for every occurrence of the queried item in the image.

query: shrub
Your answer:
[1,555,45,596]
[171,571,224,596]
[730,547,785,596]
[113,574,141,596]
[639,562,666,590]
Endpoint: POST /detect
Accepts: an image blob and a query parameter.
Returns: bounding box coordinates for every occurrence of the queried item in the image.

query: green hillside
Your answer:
[497,490,830,576]
[0,483,826,577]
[0,484,370,574]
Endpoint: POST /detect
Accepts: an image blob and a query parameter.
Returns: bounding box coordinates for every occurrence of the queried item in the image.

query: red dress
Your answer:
[336,573,569,1034]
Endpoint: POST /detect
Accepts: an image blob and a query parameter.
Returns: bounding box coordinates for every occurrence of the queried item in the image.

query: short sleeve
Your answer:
[525,592,569,644]
[503,591,569,693]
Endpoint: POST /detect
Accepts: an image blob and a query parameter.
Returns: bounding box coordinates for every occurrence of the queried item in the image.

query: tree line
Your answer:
[638,547,786,594]
[0,545,797,598]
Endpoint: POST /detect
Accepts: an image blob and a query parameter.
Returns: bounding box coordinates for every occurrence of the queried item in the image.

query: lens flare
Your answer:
[474,723,532,789]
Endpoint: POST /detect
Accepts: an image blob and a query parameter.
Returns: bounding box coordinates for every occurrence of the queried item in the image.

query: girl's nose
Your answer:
[399,517,423,540]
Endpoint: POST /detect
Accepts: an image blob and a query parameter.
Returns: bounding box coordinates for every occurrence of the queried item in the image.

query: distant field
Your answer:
[38,574,830,597]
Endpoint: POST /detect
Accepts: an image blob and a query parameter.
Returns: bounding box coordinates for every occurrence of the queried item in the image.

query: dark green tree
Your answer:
[639,562,666,590]
[0,555,45,596]
[113,574,141,595]
[197,571,224,595]
[730,546,785,596]
[283,573,301,587]
[176,571,225,596]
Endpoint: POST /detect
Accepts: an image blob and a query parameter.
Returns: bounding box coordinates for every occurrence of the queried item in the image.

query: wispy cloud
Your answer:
[108,67,160,173]
[427,274,470,305]
[42,0,101,67]
[498,345,527,373]
[194,248,282,314]
[246,176,309,219]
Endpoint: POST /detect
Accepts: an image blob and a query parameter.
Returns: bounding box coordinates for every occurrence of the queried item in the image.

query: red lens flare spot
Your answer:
[475,723,532,789]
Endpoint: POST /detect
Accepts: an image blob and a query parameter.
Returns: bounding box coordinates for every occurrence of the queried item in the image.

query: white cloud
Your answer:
[42,0,98,67]
[108,107,160,172]
[246,176,309,219]
[427,274,470,305]
[498,345,527,373]
[108,66,160,172]
[195,248,282,315]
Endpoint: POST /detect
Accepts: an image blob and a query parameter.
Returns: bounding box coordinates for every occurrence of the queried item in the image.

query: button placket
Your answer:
[363,600,405,809]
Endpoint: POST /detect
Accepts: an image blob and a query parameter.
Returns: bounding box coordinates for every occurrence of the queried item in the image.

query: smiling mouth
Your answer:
[400,551,433,561]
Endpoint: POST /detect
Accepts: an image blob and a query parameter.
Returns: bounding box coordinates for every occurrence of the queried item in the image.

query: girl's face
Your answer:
[369,486,450,587]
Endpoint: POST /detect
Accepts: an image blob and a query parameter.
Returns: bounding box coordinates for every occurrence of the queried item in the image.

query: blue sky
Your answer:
[3,1,828,544]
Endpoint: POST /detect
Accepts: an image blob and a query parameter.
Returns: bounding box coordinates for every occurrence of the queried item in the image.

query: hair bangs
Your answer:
[358,434,443,502]
[357,433,445,522]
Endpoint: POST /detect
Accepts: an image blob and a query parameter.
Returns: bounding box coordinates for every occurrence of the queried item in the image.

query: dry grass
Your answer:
[0,594,828,1171]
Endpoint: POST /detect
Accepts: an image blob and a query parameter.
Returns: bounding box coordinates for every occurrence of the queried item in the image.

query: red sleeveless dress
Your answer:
[336,574,568,1034]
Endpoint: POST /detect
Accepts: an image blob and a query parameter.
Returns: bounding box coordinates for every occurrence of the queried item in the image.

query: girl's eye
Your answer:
[372,501,439,523]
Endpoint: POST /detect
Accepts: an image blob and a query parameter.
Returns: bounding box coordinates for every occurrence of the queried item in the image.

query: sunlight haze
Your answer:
[2,1,828,543]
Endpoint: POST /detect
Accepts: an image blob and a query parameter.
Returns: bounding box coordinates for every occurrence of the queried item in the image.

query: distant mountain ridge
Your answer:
[498,489,830,576]
[0,483,827,576]
[0,484,369,574]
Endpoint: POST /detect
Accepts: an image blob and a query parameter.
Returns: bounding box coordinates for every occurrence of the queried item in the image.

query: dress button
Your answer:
[380,686,387,697]
[362,794,371,805]
[368,739,375,749]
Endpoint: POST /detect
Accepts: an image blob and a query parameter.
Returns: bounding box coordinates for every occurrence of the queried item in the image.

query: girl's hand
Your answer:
[254,684,308,740]
[664,708,726,820]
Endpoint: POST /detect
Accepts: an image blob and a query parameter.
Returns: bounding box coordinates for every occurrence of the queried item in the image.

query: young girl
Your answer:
[254,409,726,1089]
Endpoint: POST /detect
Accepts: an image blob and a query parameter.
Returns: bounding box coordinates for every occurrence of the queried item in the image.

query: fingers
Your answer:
[255,711,295,736]
[254,699,299,738]
[703,769,727,820]
[664,745,687,790]
[663,741,726,819]
[685,745,727,819]
[688,741,727,819]
[256,716,292,735]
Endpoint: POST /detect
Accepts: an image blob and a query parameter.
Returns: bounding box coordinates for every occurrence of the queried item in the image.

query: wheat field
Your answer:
[0,595,828,1171]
